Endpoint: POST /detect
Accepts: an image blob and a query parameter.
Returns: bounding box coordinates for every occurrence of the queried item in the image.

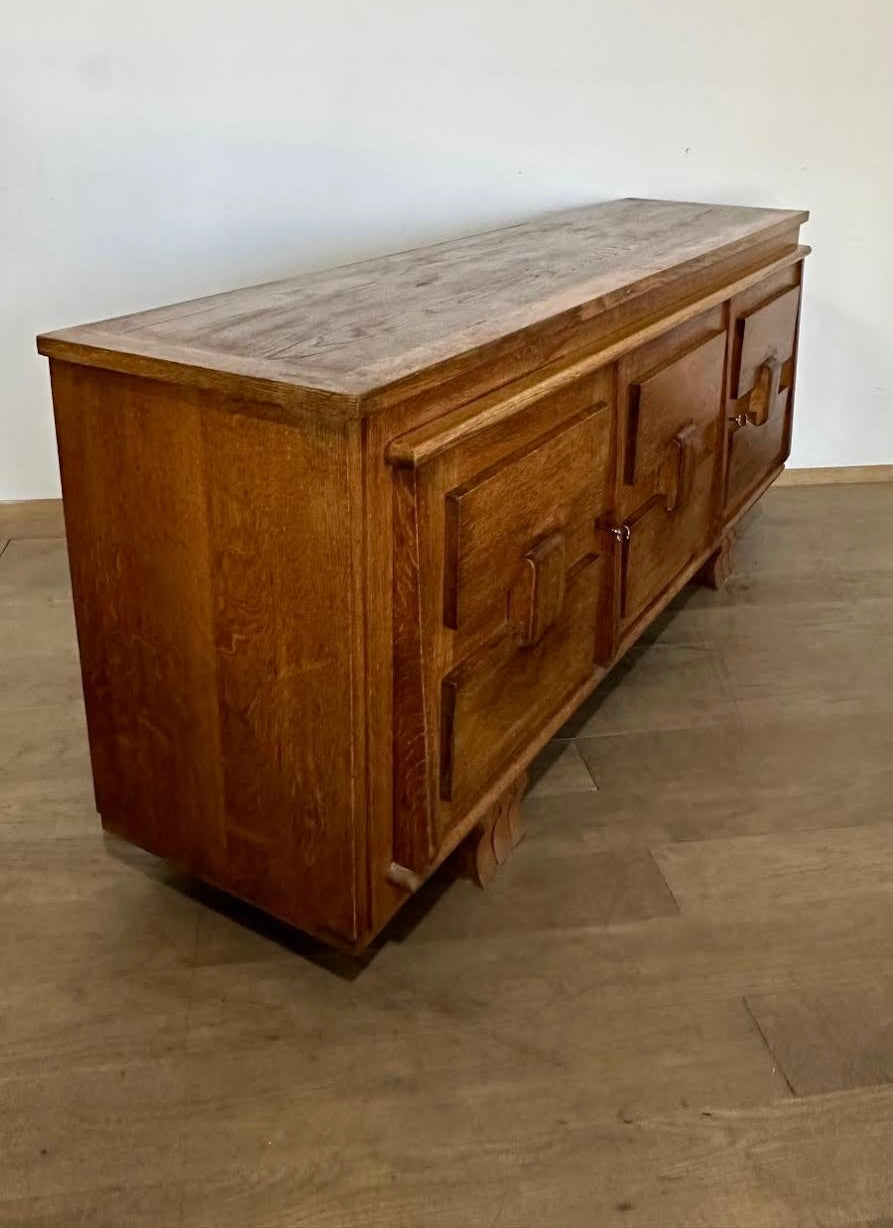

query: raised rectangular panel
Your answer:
[440,555,604,811]
[443,402,612,631]
[734,286,801,399]
[627,330,726,486]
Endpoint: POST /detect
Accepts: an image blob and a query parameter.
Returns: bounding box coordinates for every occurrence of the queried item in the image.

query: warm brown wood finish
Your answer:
[37,198,810,948]
[725,266,803,514]
[457,770,529,887]
[617,315,727,627]
[48,366,363,947]
[695,527,737,590]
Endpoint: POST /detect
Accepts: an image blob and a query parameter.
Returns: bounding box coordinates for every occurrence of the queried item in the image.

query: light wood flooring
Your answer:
[2,485,893,1227]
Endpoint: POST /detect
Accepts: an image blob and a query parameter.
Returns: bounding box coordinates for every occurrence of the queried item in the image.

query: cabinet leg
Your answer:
[458,772,528,887]
[695,529,736,590]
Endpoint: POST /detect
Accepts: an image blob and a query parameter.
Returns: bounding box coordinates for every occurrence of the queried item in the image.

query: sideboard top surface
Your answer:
[38,198,807,417]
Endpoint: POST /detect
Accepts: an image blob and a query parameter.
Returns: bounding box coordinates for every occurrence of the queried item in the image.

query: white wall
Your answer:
[3,0,892,498]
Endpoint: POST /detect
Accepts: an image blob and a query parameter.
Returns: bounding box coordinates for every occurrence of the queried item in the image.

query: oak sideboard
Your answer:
[38,198,809,950]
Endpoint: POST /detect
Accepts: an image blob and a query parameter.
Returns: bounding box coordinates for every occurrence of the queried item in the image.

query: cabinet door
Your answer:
[438,403,616,812]
[618,325,726,628]
[725,282,801,513]
[388,375,617,874]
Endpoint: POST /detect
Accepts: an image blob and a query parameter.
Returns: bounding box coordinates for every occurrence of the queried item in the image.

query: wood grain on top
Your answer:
[37,198,807,415]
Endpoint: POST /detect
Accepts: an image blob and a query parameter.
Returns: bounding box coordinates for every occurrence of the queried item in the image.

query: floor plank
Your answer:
[385,843,680,941]
[653,824,893,919]
[573,710,893,845]
[0,1059,190,1205]
[747,981,893,1096]
[0,498,65,540]
[558,638,740,739]
[527,740,596,798]
[169,1084,893,1228]
[0,1185,184,1228]
[0,538,71,602]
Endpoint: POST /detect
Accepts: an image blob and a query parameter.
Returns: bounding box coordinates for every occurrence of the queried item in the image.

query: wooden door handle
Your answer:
[509,531,566,647]
[662,421,698,512]
[747,356,782,427]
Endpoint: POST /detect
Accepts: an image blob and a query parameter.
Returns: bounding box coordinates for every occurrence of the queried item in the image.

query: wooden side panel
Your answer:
[50,362,227,874]
[199,408,360,942]
[50,362,361,946]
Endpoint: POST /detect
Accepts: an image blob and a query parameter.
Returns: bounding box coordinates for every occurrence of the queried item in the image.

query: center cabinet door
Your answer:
[388,369,617,872]
[617,309,727,630]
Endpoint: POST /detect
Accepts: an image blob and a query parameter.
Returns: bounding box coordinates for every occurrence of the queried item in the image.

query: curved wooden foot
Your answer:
[458,772,528,887]
[695,529,736,590]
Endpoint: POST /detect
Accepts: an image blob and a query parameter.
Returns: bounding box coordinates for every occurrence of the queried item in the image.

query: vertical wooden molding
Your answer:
[438,677,458,803]
[782,262,806,463]
[441,492,460,630]
[391,466,436,872]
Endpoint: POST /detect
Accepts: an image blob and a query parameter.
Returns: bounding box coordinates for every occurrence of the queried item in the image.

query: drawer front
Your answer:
[726,283,801,512]
[440,555,605,811]
[620,328,726,626]
[443,405,612,631]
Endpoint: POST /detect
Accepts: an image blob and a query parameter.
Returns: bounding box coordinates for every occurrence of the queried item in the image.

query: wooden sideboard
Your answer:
[37,198,809,950]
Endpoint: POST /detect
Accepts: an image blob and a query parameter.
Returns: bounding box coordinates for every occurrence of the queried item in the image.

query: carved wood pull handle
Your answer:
[509,531,566,647]
[662,421,698,512]
[747,356,782,427]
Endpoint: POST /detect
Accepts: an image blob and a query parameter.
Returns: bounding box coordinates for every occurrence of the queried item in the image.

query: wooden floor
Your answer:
[2,485,893,1228]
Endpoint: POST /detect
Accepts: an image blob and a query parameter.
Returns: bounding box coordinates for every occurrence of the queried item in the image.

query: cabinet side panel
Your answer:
[50,362,361,945]
[200,406,360,942]
[51,361,227,873]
